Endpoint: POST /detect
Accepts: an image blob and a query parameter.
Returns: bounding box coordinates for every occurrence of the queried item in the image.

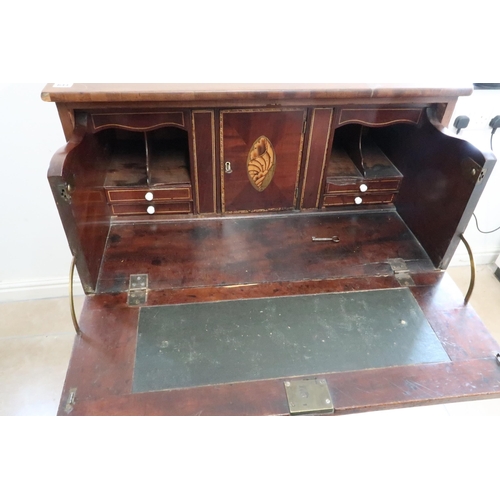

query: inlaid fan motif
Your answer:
[247,136,276,192]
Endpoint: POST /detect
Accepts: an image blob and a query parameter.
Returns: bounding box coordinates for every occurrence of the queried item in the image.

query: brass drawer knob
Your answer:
[145,192,154,201]
[147,205,155,215]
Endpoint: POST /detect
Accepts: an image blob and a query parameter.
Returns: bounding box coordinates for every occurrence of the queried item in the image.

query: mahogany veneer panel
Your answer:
[58,274,500,416]
[96,211,434,294]
[45,84,499,416]
[41,83,473,103]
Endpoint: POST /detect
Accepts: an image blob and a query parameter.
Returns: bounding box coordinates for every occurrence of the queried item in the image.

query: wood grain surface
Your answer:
[58,273,500,416]
[41,83,473,103]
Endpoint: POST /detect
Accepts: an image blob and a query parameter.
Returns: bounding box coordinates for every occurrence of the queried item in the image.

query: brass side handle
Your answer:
[69,255,83,336]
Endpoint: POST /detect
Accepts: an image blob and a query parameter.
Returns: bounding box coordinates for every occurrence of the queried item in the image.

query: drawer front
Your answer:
[326,179,401,194]
[338,108,423,127]
[323,193,395,207]
[107,187,192,203]
[111,202,192,216]
[91,111,186,132]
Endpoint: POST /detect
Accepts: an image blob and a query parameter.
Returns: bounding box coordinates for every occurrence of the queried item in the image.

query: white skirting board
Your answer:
[0,277,84,303]
[450,249,500,267]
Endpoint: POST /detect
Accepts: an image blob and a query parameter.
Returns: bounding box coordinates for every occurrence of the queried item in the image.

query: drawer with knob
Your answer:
[106,187,192,204]
[105,186,193,216]
[110,202,192,216]
[323,193,395,207]
[325,179,401,195]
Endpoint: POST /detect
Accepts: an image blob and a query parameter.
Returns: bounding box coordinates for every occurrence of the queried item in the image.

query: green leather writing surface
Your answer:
[133,288,449,393]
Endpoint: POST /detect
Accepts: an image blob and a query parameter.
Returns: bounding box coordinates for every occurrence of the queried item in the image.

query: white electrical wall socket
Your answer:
[451,89,500,132]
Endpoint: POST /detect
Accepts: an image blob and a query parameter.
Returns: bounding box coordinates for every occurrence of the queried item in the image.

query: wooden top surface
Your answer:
[41,83,473,103]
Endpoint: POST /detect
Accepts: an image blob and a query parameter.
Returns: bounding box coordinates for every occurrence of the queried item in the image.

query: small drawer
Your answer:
[366,179,402,191]
[107,187,192,203]
[326,179,401,194]
[111,202,192,216]
[323,193,395,207]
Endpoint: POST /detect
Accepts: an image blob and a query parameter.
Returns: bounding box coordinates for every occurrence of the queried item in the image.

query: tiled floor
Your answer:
[1,267,499,416]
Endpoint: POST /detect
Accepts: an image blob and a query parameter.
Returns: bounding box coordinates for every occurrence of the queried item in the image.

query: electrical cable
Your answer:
[472,213,500,234]
[490,115,500,151]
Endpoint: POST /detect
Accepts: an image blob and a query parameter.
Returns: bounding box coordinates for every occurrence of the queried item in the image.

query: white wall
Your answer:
[0,83,82,301]
[0,84,499,302]
[448,89,500,266]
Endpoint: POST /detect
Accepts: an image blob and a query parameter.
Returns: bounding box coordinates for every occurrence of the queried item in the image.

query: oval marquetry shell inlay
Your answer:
[247,136,276,192]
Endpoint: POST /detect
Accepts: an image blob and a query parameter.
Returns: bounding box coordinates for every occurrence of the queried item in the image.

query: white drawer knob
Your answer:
[354,197,363,205]
[145,192,154,201]
[147,205,155,214]
[359,184,368,193]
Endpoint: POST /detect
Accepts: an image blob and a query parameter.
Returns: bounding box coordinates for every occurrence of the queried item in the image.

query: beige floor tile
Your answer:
[0,296,84,339]
[0,334,75,416]
[447,265,500,343]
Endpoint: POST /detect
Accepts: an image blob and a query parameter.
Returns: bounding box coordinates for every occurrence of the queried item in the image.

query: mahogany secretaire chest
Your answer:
[42,83,500,416]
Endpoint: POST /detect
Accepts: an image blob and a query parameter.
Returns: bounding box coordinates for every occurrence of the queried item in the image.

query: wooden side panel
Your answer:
[300,108,334,209]
[56,103,75,141]
[48,129,111,293]
[192,111,217,214]
[373,110,497,268]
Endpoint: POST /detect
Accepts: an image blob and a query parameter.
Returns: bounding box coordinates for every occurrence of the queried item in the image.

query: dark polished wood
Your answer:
[44,84,500,416]
[48,128,111,293]
[58,275,500,416]
[374,109,496,268]
[192,111,217,214]
[300,108,334,209]
[96,211,433,294]
[41,83,473,104]
[221,109,306,213]
[67,359,500,416]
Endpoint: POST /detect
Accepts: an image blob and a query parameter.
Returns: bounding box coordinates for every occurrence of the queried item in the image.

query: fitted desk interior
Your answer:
[43,84,500,415]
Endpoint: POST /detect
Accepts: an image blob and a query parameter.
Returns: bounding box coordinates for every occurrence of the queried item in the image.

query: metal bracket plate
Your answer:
[58,182,72,203]
[388,258,415,287]
[284,378,334,416]
[128,274,148,306]
[64,387,77,414]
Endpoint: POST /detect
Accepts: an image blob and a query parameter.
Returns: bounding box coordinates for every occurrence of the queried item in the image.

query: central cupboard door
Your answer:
[221,109,307,213]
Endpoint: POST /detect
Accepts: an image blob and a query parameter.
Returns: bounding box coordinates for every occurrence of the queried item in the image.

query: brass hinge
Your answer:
[128,274,148,306]
[284,378,334,416]
[58,182,72,203]
[388,258,415,287]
